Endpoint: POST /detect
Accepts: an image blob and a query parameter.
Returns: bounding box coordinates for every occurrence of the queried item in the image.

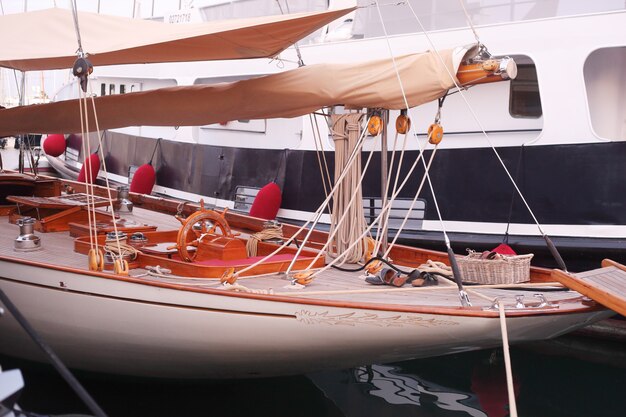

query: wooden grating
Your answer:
[553,262,626,316]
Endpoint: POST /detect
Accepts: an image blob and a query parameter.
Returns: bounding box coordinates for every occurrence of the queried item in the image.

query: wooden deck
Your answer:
[0,205,593,313]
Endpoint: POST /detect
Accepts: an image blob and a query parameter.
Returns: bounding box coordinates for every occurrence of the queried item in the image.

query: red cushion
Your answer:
[77,153,100,184]
[130,163,156,195]
[42,134,66,157]
[492,243,517,255]
[249,182,282,220]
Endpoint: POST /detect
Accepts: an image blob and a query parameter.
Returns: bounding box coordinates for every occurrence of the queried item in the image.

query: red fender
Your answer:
[77,153,100,184]
[42,134,66,157]
[249,182,282,220]
[130,163,156,195]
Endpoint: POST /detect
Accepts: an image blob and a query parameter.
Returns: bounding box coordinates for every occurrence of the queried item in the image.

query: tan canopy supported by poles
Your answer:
[0,46,479,136]
[0,7,354,71]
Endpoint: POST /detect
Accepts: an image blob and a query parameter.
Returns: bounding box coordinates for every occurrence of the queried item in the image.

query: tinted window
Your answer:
[509,63,542,118]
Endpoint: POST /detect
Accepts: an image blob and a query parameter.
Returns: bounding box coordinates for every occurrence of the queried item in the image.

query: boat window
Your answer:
[109,84,116,95]
[509,58,542,118]
[584,47,626,141]
[100,83,106,96]
[120,85,126,94]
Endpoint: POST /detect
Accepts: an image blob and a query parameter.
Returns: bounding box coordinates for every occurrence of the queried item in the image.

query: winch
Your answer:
[116,185,133,213]
[14,217,41,252]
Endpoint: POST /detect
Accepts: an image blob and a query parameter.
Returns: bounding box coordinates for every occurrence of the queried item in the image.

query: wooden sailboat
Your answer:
[0,7,620,379]
[0,176,616,378]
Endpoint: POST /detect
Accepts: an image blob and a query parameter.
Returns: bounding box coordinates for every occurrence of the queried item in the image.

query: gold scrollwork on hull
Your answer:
[295,310,459,327]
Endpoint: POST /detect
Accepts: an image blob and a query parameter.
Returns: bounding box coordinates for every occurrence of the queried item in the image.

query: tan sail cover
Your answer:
[0,7,354,71]
[0,48,464,136]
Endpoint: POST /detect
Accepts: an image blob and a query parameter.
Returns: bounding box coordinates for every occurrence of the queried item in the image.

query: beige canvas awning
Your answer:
[0,7,354,71]
[0,47,472,136]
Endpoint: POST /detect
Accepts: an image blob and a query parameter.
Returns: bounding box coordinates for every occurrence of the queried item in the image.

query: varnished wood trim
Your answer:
[552,268,626,316]
[602,258,626,272]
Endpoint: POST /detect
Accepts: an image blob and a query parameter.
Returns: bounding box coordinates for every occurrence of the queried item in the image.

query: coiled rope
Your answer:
[328,113,369,264]
[246,223,284,257]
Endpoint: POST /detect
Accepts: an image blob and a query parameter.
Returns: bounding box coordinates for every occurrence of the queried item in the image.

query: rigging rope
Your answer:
[233,117,372,278]
[308,128,445,280]
[69,0,126,271]
[70,0,85,57]
[77,85,96,257]
[383,145,439,259]
[367,3,462,290]
[304,115,379,270]
[498,300,519,417]
[371,1,472,306]
[310,113,332,200]
[282,115,373,275]
[403,1,551,243]
[459,0,482,45]
[103,240,138,260]
[88,87,126,264]
[327,113,369,264]
[275,0,305,67]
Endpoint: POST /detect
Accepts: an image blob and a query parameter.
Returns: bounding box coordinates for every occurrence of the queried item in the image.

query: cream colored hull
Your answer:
[0,260,611,379]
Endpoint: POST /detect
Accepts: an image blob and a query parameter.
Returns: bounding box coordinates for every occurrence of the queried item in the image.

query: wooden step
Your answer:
[552,259,626,316]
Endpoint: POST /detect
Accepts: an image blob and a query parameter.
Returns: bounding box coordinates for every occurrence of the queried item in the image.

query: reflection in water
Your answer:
[310,342,626,417]
[354,364,488,416]
[310,353,519,417]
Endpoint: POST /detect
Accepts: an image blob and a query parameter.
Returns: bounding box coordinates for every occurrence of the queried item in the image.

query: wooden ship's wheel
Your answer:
[175,206,232,262]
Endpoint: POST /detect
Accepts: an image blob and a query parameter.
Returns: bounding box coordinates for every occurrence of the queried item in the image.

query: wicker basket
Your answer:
[456,250,533,284]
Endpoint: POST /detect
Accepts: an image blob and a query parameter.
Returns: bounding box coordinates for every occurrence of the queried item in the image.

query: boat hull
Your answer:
[0,259,612,379]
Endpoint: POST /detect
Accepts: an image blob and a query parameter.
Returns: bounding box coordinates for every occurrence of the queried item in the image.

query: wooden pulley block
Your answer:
[220,267,237,285]
[368,115,383,136]
[88,248,104,271]
[395,114,411,134]
[293,270,315,286]
[365,260,383,275]
[113,259,130,276]
[428,123,444,145]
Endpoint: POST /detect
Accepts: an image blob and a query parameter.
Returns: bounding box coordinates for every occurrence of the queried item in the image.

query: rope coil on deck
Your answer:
[246,223,284,257]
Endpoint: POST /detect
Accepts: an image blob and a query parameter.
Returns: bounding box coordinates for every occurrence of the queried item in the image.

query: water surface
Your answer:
[3,334,625,417]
